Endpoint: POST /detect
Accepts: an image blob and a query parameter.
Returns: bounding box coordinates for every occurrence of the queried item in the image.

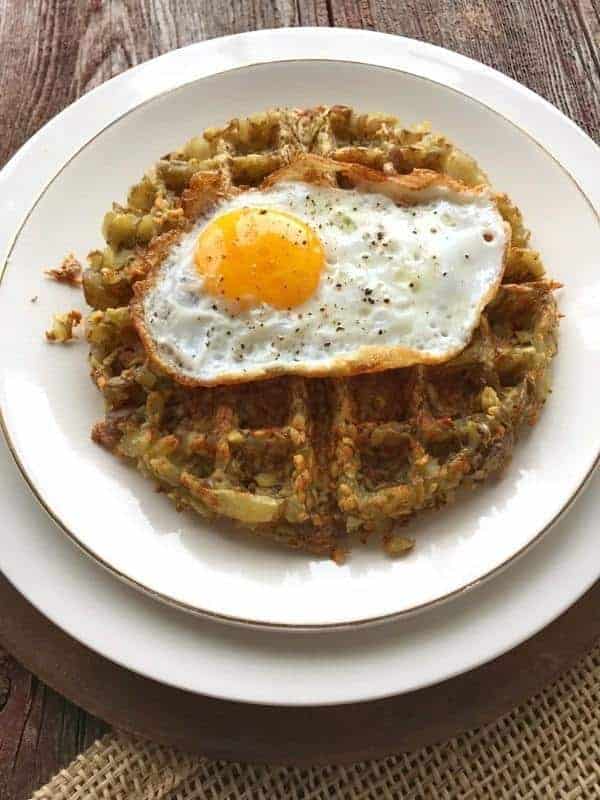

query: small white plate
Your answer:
[0,29,599,630]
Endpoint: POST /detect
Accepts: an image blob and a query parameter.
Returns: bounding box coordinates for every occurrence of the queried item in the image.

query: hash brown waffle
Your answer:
[84,106,559,558]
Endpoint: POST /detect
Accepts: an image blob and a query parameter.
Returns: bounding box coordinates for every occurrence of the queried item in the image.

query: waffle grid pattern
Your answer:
[85,107,559,555]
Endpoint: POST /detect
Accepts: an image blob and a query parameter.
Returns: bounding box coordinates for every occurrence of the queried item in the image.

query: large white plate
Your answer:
[0,30,598,631]
[2,429,600,707]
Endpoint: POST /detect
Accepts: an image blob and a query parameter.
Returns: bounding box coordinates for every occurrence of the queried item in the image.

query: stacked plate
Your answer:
[0,29,598,707]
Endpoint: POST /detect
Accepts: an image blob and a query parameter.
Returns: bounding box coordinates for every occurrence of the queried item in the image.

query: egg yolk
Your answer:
[194,207,325,309]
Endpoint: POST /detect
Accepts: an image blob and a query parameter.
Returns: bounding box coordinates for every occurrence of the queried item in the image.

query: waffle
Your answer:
[84,106,559,558]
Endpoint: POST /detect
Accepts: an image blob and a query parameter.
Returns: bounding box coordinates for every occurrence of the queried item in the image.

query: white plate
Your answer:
[0,30,599,631]
[2,427,600,707]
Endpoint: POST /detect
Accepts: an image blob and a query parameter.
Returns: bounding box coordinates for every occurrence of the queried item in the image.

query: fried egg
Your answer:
[133,157,509,386]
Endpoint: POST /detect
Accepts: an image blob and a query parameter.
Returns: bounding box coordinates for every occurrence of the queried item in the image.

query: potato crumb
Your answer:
[480,386,499,412]
[91,419,122,450]
[331,547,348,565]
[383,534,415,557]
[45,310,82,342]
[45,253,82,286]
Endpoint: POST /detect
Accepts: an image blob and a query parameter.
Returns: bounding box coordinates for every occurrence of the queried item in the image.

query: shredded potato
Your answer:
[78,106,559,559]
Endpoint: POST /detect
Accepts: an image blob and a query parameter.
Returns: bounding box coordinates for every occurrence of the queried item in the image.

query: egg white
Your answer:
[138,180,507,384]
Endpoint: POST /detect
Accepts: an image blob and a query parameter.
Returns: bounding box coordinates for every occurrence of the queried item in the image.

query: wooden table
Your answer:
[0,2,598,797]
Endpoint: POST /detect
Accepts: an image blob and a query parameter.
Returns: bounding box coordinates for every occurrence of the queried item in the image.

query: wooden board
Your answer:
[0,0,598,171]
[0,1,599,796]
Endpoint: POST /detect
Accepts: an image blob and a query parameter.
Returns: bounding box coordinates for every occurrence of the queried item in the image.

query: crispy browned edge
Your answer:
[130,154,511,388]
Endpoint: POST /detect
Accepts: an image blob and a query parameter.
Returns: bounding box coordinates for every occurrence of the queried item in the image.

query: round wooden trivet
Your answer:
[0,572,598,766]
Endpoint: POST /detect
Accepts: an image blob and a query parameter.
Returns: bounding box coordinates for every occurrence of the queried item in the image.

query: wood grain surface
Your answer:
[0,1,598,797]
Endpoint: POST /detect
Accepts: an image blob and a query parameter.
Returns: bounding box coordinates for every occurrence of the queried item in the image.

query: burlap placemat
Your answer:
[31,644,600,800]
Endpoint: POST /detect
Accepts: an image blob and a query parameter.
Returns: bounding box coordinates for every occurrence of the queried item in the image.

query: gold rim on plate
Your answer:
[1,58,599,630]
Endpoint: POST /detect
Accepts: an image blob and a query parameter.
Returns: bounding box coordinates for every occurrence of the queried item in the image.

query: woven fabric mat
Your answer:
[31,645,600,800]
